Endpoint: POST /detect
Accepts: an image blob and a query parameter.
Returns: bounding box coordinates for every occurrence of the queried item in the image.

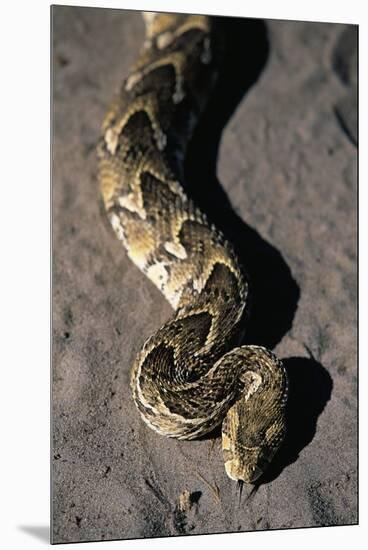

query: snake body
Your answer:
[98,12,288,483]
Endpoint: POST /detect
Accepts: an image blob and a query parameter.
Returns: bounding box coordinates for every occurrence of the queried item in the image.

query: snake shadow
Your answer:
[184,16,300,350]
[184,17,333,480]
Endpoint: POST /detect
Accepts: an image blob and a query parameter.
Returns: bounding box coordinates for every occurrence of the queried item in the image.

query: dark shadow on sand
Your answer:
[184,17,333,481]
[184,16,300,350]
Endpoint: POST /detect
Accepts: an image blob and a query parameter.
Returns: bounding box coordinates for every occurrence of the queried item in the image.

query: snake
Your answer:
[97,11,288,483]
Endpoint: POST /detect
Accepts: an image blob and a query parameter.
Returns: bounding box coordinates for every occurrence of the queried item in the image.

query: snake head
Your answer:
[222,419,286,483]
[222,442,275,483]
[221,389,286,483]
[222,414,286,483]
[220,346,288,483]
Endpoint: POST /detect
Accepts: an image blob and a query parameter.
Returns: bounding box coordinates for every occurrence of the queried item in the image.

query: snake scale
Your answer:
[98,11,288,483]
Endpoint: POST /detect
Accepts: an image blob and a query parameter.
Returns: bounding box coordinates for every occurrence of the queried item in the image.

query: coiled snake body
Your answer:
[98,12,288,483]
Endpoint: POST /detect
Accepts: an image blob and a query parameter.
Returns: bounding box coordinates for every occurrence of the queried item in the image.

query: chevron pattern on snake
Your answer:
[98,11,288,483]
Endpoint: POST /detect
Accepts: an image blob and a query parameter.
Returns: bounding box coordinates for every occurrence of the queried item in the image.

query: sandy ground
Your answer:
[51,6,357,544]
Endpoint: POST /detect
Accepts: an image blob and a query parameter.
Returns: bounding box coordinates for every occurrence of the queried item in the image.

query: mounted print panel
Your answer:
[51,5,357,544]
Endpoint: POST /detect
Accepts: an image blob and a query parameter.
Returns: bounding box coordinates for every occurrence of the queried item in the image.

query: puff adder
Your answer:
[98,12,288,483]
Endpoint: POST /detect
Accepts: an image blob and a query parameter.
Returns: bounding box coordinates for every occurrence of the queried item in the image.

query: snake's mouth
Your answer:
[224,454,271,483]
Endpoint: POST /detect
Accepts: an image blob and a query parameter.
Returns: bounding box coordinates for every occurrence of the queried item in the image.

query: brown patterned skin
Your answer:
[98,12,288,483]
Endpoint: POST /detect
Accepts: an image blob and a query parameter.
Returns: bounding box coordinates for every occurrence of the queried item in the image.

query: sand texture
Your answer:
[52,6,357,543]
